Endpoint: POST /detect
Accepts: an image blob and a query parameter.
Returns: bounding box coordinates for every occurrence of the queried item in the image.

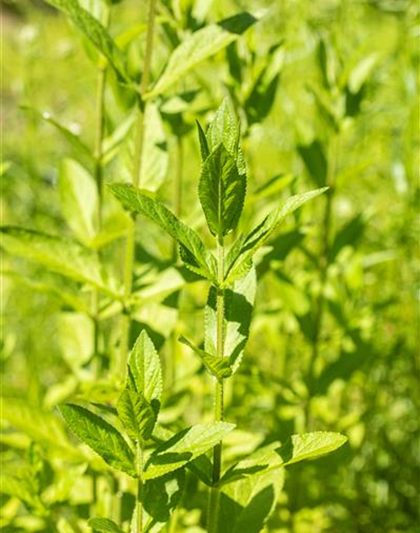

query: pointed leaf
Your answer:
[205,99,246,175]
[59,404,136,477]
[133,471,185,533]
[88,518,124,533]
[0,227,119,298]
[143,422,235,480]
[199,144,245,237]
[225,188,328,284]
[218,468,285,533]
[205,266,256,373]
[44,0,129,81]
[21,106,92,160]
[179,335,232,381]
[117,387,156,442]
[146,12,257,98]
[128,330,162,409]
[278,431,348,466]
[297,140,328,187]
[59,158,98,244]
[109,184,217,281]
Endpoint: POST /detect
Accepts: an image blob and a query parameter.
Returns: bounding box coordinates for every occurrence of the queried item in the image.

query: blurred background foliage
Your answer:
[1,0,419,531]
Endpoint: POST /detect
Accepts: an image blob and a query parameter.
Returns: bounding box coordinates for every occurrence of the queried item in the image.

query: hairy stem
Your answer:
[305,133,340,427]
[207,237,225,533]
[116,0,157,379]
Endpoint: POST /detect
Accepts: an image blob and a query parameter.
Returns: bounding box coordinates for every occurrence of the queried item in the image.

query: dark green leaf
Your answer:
[109,184,217,281]
[199,144,245,237]
[59,404,136,477]
[117,387,156,442]
[297,140,328,187]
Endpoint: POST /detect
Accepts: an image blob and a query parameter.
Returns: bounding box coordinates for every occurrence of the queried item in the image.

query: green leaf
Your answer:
[204,99,246,175]
[225,188,328,284]
[44,0,129,81]
[297,140,328,187]
[0,398,79,457]
[218,467,285,533]
[21,106,92,160]
[59,404,136,477]
[117,387,156,442]
[179,335,232,381]
[128,330,162,409]
[88,518,124,533]
[0,227,120,298]
[1,269,91,315]
[143,422,235,480]
[196,120,210,161]
[132,471,185,533]
[199,144,245,237]
[109,184,217,281]
[146,12,257,98]
[141,103,169,192]
[220,443,282,486]
[347,53,378,93]
[59,158,98,244]
[205,266,256,373]
[278,431,348,466]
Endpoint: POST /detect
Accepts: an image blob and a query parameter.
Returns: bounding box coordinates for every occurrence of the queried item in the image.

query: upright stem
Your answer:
[207,237,225,533]
[115,0,157,379]
[305,133,339,427]
[136,440,144,533]
[172,136,184,259]
[91,5,111,376]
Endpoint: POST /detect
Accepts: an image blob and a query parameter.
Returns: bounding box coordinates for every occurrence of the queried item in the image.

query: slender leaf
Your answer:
[0,226,120,298]
[146,12,257,98]
[109,184,217,281]
[128,330,162,409]
[59,404,137,477]
[179,335,232,381]
[21,106,92,160]
[297,140,328,187]
[225,188,328,284]
[44,0,129,81]
[199,144,245,237]
[59,158,98,244]
[144,422,235,480]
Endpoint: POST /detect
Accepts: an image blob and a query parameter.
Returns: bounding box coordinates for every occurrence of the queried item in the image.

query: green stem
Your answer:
[207,237,225,533]
[172,135,184,260]
[305,133,339,428]
[116,0,157,379]
[91,5,111,376]
[136,441,144,533]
